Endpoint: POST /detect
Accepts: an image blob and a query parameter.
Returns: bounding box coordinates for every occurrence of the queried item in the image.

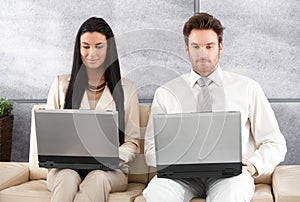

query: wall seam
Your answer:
[10,98,300,104]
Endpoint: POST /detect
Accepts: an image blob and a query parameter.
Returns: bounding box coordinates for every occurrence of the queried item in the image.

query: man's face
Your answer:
[186,29,223,77]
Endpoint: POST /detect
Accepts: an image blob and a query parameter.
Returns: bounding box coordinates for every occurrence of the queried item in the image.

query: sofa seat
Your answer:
[0,178,145,202]
[108,183,146,202]
[133,183,272,202]
[191,184,274,202]
[0,160,147,202]
[2,163,299,202]
[0,180,50,202]
[0,162,29,191]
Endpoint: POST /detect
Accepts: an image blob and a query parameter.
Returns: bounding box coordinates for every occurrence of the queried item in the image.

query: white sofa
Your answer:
[0,104,300,202]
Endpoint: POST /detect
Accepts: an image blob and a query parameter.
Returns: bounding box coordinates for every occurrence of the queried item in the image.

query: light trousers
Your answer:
[143,169,255,202]
[47,168,128,202]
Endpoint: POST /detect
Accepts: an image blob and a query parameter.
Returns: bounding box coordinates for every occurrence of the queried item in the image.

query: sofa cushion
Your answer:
[0,180,146,202]
[133,184,272,202]
[251,184,273,202]
[128,154,149,184]
[28,104,48,180]
[253,170,272,185]
[272,165,300,202]
[0,180,50,202]
[134,195,146,202]
[190,184,273,202]
[0,162,29,191]
[139,104,150,139]
[127,104,150,184]
[108,183,146,202]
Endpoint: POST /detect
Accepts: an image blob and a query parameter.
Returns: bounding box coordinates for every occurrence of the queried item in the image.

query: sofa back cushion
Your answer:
[128,104,151,184]
[254,170,272,185]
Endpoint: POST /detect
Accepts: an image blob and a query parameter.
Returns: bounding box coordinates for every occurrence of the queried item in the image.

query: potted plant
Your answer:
[0,98,14,161]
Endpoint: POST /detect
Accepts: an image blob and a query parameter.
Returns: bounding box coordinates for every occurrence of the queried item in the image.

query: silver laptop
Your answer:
[153,112,242,178]
[35,109,120,170]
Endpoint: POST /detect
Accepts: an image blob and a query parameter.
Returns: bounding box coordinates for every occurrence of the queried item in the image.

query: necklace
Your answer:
[87,82,106,93]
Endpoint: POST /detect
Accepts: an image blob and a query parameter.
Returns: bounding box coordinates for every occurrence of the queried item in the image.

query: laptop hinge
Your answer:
[39,161,55,168]
[222,168,235,176]
[161,171,174,177]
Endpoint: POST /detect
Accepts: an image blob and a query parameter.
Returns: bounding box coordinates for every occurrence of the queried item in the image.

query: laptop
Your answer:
[35,109,120,170]
[153,111,242,179]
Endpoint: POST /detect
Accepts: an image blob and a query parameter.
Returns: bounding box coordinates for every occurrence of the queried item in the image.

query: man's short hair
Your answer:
[183,13,225,45]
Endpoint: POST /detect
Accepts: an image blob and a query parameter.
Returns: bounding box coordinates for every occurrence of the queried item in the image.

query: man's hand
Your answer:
[242,157,258,176]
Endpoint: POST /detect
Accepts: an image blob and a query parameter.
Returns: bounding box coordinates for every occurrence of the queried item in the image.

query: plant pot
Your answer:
[0,115,14,161]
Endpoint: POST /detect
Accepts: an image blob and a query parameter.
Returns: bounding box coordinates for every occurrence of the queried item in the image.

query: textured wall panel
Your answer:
[10,103,35,162]
[201,0,300,98]
[1,0,299,99]
[272,103,300,165]
[0,0,112,99]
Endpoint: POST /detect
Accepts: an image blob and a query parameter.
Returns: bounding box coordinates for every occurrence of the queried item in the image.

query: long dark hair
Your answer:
[64,17,125,145]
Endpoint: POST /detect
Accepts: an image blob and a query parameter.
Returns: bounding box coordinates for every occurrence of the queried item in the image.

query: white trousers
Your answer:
[143,169,255,202]
[47,168,127,202]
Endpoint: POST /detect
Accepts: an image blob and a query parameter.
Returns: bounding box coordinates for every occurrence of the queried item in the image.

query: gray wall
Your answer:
[0,1,299,164]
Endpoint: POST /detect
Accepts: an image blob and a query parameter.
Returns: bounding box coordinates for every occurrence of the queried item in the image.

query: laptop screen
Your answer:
[153,112,242,178]
[35,109,120,170]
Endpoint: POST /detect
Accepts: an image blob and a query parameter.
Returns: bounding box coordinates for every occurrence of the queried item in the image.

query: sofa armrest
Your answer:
[0,162,29,191]
[29,104,48,180]
[272,165,300,202]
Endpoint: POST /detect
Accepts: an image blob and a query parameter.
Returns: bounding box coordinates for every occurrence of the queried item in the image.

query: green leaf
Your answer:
[0,98,14,118]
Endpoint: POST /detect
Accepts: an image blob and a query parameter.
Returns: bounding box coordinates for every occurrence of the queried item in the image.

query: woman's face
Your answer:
[80,32,107,70]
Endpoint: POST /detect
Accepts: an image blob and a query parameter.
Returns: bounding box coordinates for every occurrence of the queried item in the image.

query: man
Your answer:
[143,13,286,202]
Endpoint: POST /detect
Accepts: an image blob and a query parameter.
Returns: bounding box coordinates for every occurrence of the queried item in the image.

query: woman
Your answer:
[46,17,140,202]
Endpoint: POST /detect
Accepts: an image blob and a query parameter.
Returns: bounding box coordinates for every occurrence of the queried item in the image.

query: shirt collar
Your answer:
[190,65,223,87]
[190,69,201,88]
[208,65,223,86]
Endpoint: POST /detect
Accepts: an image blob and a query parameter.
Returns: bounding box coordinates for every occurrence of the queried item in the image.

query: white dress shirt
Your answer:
[144,66,286,176]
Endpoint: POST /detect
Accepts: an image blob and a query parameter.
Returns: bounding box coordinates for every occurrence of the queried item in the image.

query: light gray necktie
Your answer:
[197,77,212,112]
